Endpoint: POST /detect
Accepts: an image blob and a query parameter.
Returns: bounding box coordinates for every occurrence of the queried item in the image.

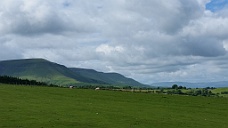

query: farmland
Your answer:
[0,84,228,128]
[212,87,228,97]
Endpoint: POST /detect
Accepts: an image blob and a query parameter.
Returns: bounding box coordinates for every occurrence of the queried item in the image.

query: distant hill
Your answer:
[0,58,144,87]
[151,82,228,88]
[70,68,144,86]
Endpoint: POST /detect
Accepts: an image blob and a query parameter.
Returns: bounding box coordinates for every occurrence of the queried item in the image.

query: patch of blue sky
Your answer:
[206,0,228,12]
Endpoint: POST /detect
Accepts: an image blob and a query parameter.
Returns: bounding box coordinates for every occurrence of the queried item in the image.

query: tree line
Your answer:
[0,75,57,87]
[165,84,215,97]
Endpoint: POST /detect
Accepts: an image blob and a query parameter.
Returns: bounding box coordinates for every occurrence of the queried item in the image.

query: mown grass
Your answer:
[0,84,228,128]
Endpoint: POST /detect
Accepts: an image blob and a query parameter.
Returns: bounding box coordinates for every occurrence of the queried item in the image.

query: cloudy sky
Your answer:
[1,0,228,84]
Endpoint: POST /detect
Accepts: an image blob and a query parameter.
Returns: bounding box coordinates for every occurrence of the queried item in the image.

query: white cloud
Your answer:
[223,40,228,51]
[1,0,228,84]
[96,44,124,55]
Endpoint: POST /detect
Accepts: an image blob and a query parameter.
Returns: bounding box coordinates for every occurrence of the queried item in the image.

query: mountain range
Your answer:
[0,58,145,87]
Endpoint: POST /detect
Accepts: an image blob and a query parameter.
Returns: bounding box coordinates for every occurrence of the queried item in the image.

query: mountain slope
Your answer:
[0,59,104,85]
[0,59,78,85]
[70,68,144,86]
[0,58,144,87]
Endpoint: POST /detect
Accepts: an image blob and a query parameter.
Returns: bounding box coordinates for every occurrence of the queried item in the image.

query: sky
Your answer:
[1,0,228,84]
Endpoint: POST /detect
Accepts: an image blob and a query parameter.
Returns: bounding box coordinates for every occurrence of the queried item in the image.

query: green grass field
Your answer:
[212,87,228,97]
[0,84,228,128]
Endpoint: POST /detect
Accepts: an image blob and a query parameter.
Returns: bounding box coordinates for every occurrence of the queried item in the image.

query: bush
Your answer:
[221,91,228,94]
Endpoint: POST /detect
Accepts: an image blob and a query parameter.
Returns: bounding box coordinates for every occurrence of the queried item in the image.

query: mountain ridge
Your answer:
[70,68,143,86]
[0,58,145,87]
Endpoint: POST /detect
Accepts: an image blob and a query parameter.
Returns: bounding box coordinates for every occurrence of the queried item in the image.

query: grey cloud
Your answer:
[1,0,228,83]
[0,37,23,60]
[181,37,226,57]
[124,0,203,34]
[0,0,99,35]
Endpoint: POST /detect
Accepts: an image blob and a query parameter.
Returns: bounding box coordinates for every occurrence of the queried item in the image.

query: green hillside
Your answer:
[0,59,144,87]
[212,87,228,97]
[0,59,102,86]
[70,68,144,87]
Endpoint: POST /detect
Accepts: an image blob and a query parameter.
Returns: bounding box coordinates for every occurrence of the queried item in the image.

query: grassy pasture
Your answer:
[0,84,228,128]
[212,87,228,97]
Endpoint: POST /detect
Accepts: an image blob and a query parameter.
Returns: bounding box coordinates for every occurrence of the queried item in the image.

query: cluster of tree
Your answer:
[76,85,99,89]
[165,84,215,97]
[165,88,214,97]
[167,89,183,95]
[221,91,228,94]
[76,85,140,90]
[185,89,214,96]
[171,84,187,89]
[204,87,216,89]
[0,75,57,87]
